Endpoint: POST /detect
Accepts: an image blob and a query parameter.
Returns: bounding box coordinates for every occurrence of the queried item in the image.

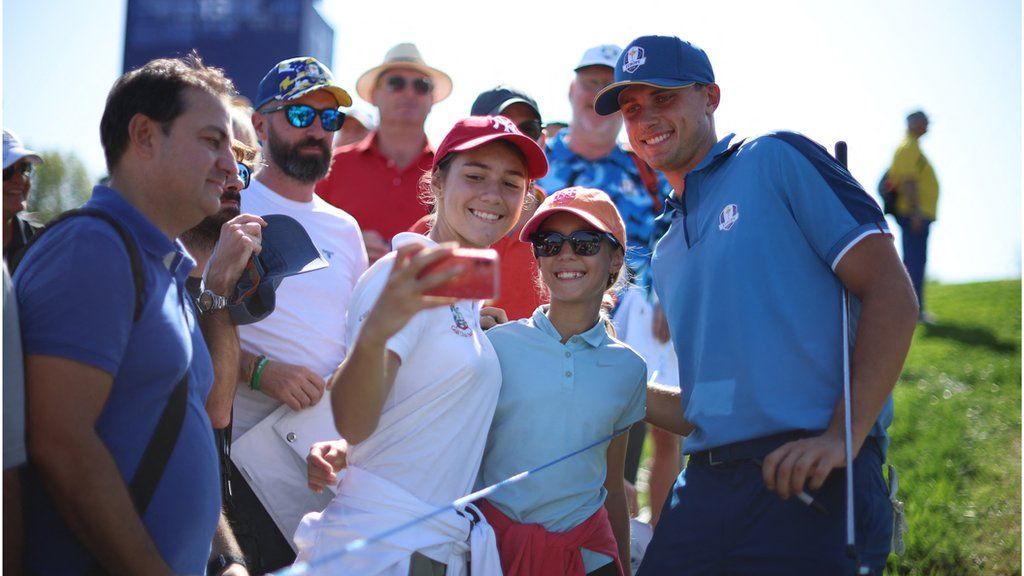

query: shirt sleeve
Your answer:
[14,219,136,376]
[614,358,647,431]
[765,133,889,269]
[345,255,426,363]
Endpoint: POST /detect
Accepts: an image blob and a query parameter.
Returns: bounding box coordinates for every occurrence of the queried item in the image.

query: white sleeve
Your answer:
[345,256,427,363]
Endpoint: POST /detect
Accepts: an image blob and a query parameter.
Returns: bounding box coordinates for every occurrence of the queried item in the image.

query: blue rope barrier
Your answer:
[274,426,632,575]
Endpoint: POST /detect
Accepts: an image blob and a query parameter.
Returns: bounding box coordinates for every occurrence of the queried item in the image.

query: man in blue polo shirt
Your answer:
[15,55,249,575]
[594,36,919,574]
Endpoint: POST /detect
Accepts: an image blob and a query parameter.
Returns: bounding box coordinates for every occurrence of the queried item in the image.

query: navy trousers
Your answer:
[638,438,893,576]
[896,215,932,314]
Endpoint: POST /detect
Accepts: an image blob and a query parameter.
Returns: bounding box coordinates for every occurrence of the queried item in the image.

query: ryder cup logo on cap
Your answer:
[594,35,715,116]
[622,46,647,73]
[255,56,352,110]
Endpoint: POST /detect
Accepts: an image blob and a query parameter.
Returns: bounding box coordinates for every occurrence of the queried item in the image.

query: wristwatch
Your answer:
[208,553,247,575]
[196,289,228,314]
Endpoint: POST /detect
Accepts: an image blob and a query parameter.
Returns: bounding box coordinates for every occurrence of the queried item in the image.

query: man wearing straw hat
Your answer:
[317,42,452,262]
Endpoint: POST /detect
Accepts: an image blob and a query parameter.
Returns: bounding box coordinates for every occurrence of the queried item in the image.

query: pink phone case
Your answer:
[418,248,500,301]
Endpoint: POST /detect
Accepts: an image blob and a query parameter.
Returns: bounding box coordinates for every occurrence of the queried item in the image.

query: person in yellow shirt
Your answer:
[889,110,939,322]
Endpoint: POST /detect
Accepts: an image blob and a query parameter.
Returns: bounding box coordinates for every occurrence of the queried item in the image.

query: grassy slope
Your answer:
[886,280,1021,575]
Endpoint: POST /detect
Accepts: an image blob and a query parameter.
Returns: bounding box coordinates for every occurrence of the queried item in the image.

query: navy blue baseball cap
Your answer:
[471,86,541,121]
[255,57,352,110]
[594,36,715,116]
[229,214,329,325]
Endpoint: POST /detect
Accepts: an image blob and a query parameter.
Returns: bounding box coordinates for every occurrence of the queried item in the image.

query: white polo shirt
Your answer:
[345,232,502,507]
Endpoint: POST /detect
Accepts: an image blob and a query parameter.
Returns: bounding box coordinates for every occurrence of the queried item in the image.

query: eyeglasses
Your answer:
[236,162,251,190]
[3,162,33,181]
[516,119,543,141]
[262,104,345,132]
[529,230,620,258]
[384,75,433,96]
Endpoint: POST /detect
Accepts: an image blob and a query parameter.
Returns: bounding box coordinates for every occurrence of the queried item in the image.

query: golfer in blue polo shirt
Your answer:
[593,36,919,574]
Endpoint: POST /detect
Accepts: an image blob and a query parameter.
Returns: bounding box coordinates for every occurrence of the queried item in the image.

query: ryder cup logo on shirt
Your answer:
[623,46,647,73]
[449,304,473,337]
[718,204,740,231]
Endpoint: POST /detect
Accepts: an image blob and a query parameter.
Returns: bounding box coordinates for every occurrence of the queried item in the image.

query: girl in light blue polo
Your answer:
[478,187,646,576]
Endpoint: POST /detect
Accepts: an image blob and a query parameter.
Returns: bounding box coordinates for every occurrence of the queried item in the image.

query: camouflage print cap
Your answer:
[255,57,352,110]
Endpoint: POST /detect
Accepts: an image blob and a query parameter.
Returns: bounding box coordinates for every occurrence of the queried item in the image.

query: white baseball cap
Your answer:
[345,106,379,131]
[575,45,623,71]
[3,129,43,170]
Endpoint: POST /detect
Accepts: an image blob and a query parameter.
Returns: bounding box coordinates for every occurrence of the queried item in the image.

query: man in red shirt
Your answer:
[316,43,451,262]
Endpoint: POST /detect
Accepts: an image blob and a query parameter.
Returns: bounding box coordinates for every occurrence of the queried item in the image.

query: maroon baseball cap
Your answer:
[432,116,548,180]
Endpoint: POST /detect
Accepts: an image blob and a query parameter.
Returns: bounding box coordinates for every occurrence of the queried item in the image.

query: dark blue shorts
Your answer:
[638,437,892,575]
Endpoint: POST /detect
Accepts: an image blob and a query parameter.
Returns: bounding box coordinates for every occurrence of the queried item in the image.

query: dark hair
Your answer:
[100,52,235,172]
[906,110,928,124]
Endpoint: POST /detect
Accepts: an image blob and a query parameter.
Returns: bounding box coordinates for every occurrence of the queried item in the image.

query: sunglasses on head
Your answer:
[529,230,620,258]
[236,162,251,190]
[384,75,433,96]
[3,162,33,181]
[263,104,345,132]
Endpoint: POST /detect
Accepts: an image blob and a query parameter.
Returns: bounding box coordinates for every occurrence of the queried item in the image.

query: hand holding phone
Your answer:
[417,248,500,301]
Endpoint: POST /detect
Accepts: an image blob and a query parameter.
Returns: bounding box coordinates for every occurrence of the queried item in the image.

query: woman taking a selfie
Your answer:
[294,116,547,575]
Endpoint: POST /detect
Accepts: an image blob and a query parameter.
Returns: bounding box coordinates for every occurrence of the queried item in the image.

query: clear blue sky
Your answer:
[3,0,1020,283]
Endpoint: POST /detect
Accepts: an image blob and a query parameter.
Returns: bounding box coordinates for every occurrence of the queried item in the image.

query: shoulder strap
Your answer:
[27,208,145,321]
[627,151,663,213]
[86,374,189,576]
[129,373,189,514]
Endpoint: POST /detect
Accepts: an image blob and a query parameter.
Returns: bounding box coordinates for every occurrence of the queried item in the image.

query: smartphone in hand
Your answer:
[418,248,500,301]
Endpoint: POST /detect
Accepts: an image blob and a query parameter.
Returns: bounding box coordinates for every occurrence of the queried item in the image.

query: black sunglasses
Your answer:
[236,162,251,190]
[263,104,345,132]
[384,75,433,96]
[516,119,544,142]
[3,162,33,181]
[529,230,620,258]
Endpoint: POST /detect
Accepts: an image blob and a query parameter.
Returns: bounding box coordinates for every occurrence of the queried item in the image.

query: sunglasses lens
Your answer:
[286,105,315,128]
[412,78,432,95]
[321,110,345,132]
[518,120,543,141]
[569,232,603,256]
[386,76,406,91]
[2,163,31,181]
[236,162,251,189]
[531,232,563,257]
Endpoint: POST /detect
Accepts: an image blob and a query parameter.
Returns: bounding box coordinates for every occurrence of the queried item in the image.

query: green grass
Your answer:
[635,280,1021,574]
[886,280,1021,575]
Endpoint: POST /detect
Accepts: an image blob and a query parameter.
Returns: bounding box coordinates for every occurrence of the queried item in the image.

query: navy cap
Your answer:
[470,86,541,122]
[229,214,329,325]
[594,36,715,116]
[255,57,352,111]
